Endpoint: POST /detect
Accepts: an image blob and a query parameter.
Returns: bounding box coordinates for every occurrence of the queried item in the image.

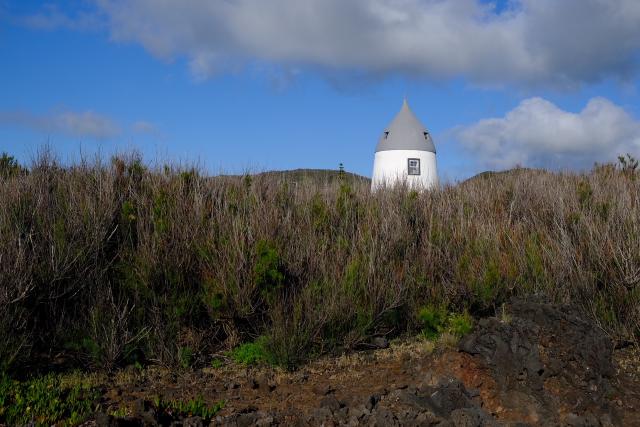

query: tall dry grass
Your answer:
[0,151,638,372]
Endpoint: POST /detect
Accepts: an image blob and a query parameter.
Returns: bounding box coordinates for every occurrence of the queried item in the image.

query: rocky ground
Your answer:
[94,300,640,426]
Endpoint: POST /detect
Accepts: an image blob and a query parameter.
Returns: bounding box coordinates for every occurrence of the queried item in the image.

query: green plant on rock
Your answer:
[448,311,474,337]
[418,306,474,340]
[418,305,448,340]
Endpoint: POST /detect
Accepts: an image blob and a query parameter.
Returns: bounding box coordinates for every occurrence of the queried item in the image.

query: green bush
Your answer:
[448,311,474,337]
[253,240,285,301]
[229,336,274,366]
[418,305,448,339]
[418,306,474,340]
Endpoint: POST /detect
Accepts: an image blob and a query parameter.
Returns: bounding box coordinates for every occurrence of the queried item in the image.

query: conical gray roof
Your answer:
[375,99,436,153]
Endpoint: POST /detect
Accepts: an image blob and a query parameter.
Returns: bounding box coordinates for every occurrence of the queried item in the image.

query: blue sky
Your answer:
[1,1,640,181]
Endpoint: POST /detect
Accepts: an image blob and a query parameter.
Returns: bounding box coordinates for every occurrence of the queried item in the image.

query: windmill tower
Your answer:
[371,99,438,191]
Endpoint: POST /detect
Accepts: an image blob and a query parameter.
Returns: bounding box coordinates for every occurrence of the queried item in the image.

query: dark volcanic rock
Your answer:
[213,410,277,427]
[319,395,342,412]
[96,413,144,427]
[358,376,494,426]
[460,300,614,381]
[179,416,204,427]
[449,407,493,427]
[459,298,618,423]
[366,394,380,411]
[424,378,477,417]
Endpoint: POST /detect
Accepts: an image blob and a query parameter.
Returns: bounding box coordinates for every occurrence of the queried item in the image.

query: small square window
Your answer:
[408,158,420,175]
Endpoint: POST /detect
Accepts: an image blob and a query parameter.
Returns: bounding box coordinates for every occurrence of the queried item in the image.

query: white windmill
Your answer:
[371,99,438,191]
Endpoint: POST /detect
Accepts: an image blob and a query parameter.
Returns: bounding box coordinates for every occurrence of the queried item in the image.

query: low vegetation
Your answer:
[0,372,100,426]
[417,305,474,340]
[229,336,275,366]
[0,149,639,386]
[152,395,225,421]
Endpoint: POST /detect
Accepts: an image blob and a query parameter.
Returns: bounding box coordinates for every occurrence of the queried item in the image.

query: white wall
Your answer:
[371,150,438,191]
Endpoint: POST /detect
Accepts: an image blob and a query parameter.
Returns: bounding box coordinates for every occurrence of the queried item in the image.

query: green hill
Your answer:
[213,168,370,186]
[461,167,550,185]
[254,168,370,184]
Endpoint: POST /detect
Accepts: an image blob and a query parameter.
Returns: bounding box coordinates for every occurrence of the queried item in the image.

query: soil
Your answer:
[94,300,640,426]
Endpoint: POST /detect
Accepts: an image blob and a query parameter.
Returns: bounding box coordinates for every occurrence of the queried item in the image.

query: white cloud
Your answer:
[456,97,640,170]
[87,0,640,86]
[0,109,121,139]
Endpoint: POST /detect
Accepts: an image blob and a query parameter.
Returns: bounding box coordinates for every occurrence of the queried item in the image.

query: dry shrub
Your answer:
[0,151,639,373]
